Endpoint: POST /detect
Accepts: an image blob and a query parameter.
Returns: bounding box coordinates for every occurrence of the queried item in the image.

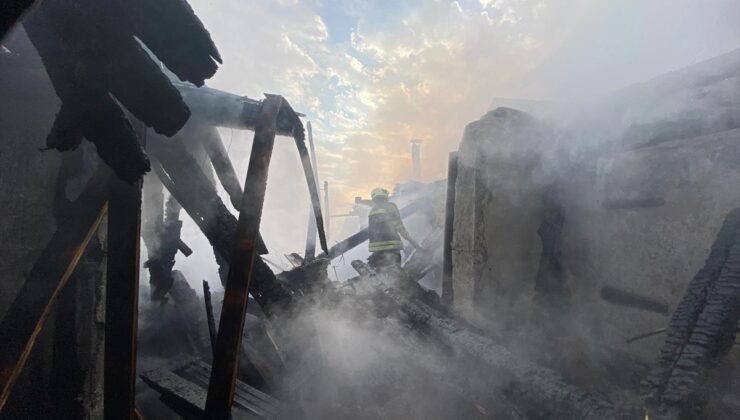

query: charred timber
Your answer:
[205,94,283,419]
[0,0,37,40]
[442,152,458,306]
[104,174,143,420]
[321,196,432,260]
[173,82,298,135]
[645,208,740,419]
[200,125,244,209]
[600,286,670,315]
[354,273,639,420]
[0,165,112,412]
[22,0,221,182]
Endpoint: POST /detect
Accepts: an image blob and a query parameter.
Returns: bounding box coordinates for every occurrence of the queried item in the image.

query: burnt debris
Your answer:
[645,208,740,419]
[21,0,221,182]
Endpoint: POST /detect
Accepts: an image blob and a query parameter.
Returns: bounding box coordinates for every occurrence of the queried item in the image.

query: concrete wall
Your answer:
[450,50,740,363]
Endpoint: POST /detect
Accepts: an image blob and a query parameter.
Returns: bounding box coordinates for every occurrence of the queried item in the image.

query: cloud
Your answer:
[171,0,739,282]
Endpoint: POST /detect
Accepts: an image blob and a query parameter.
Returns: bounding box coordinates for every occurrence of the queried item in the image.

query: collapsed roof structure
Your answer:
[0,2,738,420]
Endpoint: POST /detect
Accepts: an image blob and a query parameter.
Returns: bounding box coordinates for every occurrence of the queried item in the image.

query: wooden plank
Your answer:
[0,165,113,412]
[140,368,206,415]
[203,280,218,356]
[322,195,431,260]
[303,121,319,260]
[204,94,284,419]
[294,123,328,255]
[442,152,458,306]
[104,176,143,420]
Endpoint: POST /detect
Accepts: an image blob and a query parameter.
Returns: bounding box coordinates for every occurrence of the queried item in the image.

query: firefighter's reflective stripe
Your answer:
[368,208,387,216]
[368,240,403,252]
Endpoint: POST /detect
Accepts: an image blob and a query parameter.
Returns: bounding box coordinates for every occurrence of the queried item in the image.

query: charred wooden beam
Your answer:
[149,158,292,316]
[141,359,281,419]
[104,175,143,420]
[0,0,37,40]
[200,124,243,209]
[294,122,328,256]
[173,82,297,135]
[0,165,112,412]
[205,94,284,419]
[127,0,221,86]
[22,0,222,182]
[353,272,638,420]
[321,196,431,260]
[442,152,457,306]
[600,286,670,315]
[148,132,268,256]
[304,121,320,260]
[645,208,740,419]
[203,280,217,357]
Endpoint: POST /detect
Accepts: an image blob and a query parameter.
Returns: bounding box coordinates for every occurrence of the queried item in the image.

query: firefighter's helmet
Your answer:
[371,187,389,200]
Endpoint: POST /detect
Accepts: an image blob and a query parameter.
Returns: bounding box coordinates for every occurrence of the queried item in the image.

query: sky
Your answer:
[170,0,739,283]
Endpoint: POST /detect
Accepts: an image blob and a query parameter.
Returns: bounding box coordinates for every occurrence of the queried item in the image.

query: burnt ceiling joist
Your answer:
[21,0,221,183]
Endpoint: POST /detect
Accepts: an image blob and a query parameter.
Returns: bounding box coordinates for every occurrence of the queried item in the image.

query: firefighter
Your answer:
[367,187,422,273]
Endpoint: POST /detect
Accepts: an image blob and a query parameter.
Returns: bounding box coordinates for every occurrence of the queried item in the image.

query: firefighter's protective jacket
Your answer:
[368,201,407,252]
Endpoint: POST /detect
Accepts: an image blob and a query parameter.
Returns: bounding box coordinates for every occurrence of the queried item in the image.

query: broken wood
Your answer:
[200,124,244,209]
[600,285,670,315]
[627,327,666,344]
[205,94,284,419]
[304,121,320,260]
[351,271,639,420]
[174,82,297,135]
[203,280,217,357]
[104,175,143,420]
[321,195,432,260]
[0,0,37,40]
[645,208,740,419]
[0,165,112,412]
[294,121,328,255]
[442,152,457,306]
[141,358,281,419]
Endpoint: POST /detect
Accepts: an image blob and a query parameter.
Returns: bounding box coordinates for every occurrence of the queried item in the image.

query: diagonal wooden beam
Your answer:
[104,175,143,420]
[204,94,284,419]
[294,122,328,256]
[0,165,113,412]
[442,152,458,307]
[304,121,320,260]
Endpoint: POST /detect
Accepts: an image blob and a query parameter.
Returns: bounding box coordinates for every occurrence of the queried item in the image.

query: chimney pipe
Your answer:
[410,140,421,180]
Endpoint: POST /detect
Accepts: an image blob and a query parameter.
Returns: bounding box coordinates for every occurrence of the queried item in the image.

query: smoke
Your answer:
[268,286,512,420]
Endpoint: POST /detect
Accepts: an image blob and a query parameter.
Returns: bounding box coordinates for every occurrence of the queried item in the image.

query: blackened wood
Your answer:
[104,35,191,137]
[0,0,37,40]
[200,124,243,209]
[203,280,217,357]
[645,208,740,418]
[442,152,457,306]
[128,0,222,86]
[304,121,319,260]
[148,134,268,255]
[174,82,297,136]
[324,181,330,241]
[322,196,431,260]
[104,176,143,420]
[0,165,112,412]
[294,128,328,256]
[149,137,294,316]
[205,94,283,419]
[600,286,670,315]
[627,328,667,344]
